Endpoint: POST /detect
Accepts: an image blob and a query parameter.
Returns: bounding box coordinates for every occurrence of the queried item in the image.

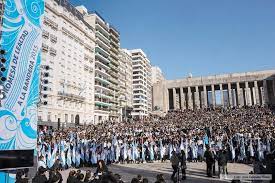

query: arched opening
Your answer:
[75,115,80,126]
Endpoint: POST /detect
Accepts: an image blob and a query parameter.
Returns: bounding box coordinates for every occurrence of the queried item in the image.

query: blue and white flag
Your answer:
[60,141,66,168]
[85,140,90,163]
[46,144,52,168]
[75,144,81,167]
[67,147,72,168]
[230,139,235,161]
[49,143,57,168]
[249,139,254,157]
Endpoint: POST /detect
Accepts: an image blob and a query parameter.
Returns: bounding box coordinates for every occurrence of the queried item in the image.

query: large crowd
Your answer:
[28,106,275,182]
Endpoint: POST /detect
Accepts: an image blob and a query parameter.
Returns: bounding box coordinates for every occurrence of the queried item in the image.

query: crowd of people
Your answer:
[17,164,166,183]
[32,106,275,182]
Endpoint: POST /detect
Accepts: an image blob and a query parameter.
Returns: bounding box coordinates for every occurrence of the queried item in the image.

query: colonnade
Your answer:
[168,79,275,110]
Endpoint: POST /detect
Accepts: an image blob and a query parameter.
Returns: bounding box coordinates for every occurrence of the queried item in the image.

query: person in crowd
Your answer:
[15,169,28,183]
[84,170,93,183]
[35,106,275,181]
[137,175,143,182]
[96,160,109,175]
[155,174,165,183]
[204,146,215,177]
[170,151,180,180]
[114,174,124,183]
[77,173,85,183]
[218,149,228,178]
[131,178,139,183]
[32,167,48,183]
[67,170,77,183]
[180,150,187,180]
[49,168,63,183]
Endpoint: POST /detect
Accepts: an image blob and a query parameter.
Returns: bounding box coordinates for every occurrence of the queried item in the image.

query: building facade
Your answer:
[152,66,164,84]
[109,26,120,121]
[151,66,165,113]
[129,49,152,119]
[76,6,121,123]
[153,70,275,113]
[118,49,133,121]
[38,0,95,128]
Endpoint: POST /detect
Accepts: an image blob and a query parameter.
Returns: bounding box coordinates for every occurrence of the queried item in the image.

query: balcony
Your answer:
[109,63,119,72]
[96,46,109,58]
[95,61,109,71]
[96,31,109,45]
[96,38,110,51]
[95,51,110,64]
[108,70,118,78]
[110,32,119,42]
[57,91,85,102]
[94,84,111,92]
[95,92,112,99]
[95,76,110,85]
[96,21,109,35]
[95,101,112,107]
[108,83,118,91]
[95,68,110,77]
[110,40,119,50]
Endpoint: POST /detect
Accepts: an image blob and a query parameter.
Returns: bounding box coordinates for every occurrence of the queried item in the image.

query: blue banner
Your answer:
[0,0,44,151]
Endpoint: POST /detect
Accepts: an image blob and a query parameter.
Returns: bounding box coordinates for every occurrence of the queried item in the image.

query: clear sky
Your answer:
[71,0,275,80]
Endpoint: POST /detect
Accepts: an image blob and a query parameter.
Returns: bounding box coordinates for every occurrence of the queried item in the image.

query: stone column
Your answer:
[165,89,169,112]
[211,84,216,108]
[263,80,269,105]
[232,89,237,107]
[253,81,260,105]
[173,88,177,110]
[219,84,224,107]
[188,86,193,109]
[245,82,252,106]
[180,88,186,110]
[203,85,208,108]
[228,83,232,107]
[195,86,200,109]
[236,82,244,107]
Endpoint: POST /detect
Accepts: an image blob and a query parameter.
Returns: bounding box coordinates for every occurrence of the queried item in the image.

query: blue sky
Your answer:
[71,0,275,80]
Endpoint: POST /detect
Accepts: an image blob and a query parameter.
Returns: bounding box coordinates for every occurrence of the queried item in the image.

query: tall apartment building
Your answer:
[38,0,95,128]
[118,49,133,121]
[129,49,152,119]
[152,66,165,84]
[109,26,120,121]
[76,6,121,123]
[152,66,165,112]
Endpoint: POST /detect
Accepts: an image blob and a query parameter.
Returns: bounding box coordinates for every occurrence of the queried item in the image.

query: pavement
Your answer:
[58,162,255,183]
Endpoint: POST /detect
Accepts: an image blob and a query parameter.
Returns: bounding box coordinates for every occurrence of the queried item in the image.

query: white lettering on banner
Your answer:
[3,30,29,95]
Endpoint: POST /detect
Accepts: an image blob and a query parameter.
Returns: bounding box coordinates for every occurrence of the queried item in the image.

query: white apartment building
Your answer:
[129,49,152,119]
[151,66,165,113]
[109,26,120,121]
[76,7,121,123]
[38,0,95,128]
[118,49,133,121]
[152,66,165,84]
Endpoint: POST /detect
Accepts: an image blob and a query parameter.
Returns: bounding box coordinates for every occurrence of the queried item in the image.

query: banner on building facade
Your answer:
[0,0,44,151]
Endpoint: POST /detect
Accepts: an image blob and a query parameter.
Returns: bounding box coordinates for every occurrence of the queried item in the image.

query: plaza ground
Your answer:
[59,162,255,183]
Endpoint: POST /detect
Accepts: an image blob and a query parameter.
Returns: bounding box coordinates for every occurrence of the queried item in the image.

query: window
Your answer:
[71,114,74,123]
[65,114,68,123]
[47,112,51,122]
